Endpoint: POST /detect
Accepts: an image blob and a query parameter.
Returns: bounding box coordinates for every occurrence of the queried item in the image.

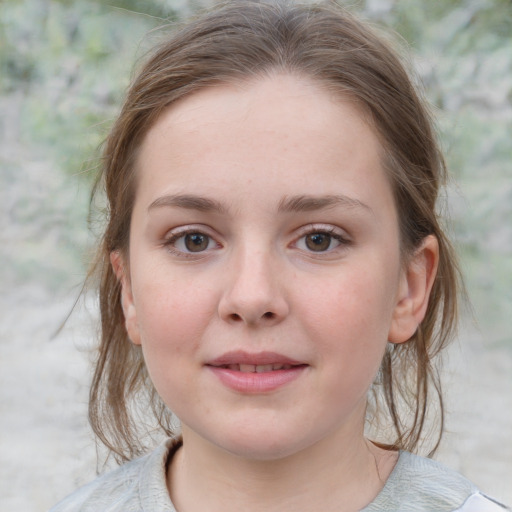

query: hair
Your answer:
[87,0,462,463]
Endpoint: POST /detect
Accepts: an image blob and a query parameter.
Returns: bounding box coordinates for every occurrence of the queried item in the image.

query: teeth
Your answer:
[256,364,273,373]
[222,363,294,372]
[273,363,292,370]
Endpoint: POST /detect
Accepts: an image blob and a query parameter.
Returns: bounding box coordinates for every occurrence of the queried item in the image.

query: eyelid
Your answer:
[294,223,351,240]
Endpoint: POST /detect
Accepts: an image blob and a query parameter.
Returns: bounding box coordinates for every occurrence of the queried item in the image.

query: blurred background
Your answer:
[0,0,511,510]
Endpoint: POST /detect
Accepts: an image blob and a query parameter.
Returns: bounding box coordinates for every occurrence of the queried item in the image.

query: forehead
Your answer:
[145,73,374,142]
[134,73,393,216]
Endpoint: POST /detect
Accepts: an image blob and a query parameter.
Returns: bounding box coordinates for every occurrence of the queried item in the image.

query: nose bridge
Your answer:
[236,243,273,297]
[219,236,288,325]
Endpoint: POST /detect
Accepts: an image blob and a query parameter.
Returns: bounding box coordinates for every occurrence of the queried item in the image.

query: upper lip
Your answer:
[207,350,305,367]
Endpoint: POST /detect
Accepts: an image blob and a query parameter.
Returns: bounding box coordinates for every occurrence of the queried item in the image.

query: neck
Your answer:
[167,426,397,512]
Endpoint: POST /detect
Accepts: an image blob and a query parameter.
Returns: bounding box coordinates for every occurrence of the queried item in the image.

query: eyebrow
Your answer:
[278,194,373,215]
[147,193,373,216]
[148,194,227,213]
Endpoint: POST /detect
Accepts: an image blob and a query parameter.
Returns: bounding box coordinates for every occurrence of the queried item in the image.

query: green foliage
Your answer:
[0,0,179,179]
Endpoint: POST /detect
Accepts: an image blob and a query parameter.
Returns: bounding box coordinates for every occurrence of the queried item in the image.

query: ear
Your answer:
[110,251,141,346]
[388,235,439,344]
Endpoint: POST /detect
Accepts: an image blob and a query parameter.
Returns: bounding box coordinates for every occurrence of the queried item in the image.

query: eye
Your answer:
[294,227,350,253]
[164,229,218,255]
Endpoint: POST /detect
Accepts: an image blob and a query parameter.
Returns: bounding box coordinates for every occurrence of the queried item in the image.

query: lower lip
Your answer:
[207,365,307,393]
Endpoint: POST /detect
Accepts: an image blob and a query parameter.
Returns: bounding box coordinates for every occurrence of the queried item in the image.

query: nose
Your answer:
[218,246,289,326]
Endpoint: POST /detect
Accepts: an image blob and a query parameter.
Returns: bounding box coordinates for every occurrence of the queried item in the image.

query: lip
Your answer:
[207,350,304,367]
[206,350,308,393]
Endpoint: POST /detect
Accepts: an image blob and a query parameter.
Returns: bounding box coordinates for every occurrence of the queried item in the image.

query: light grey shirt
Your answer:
[50,438,508,512]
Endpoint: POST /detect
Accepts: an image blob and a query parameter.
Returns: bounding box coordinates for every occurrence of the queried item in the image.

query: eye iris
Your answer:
[305,233,331,251]
[184,233,209,252]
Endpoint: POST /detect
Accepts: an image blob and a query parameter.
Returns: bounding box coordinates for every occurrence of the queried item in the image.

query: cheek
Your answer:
[131,278,214,410]
[132,274,216,360]
[304,267,395,332]
[298,262,397,371]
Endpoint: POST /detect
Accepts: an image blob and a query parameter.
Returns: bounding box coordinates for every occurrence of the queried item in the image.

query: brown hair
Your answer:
[88,0,461,462]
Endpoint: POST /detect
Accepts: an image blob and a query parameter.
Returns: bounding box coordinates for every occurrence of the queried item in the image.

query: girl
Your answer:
[50,1,508,511]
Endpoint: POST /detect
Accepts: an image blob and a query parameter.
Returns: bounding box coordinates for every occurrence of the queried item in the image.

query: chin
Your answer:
[209,425,316,462]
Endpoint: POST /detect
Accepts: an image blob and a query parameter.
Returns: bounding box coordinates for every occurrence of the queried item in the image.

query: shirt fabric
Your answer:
[49,438,508,512]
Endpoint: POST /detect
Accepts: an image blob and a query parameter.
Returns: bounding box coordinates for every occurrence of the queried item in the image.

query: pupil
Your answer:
[185,233,208,252]
[306,233,330,251]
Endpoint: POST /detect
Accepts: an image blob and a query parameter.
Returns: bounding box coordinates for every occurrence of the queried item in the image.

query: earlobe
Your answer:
[110,251,141,346]
[388,235,439,344]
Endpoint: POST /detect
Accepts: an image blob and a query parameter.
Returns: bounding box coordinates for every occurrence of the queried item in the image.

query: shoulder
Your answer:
[363,451,509,512]
[455,493,510,512]
[48,456,147,512]
[48,438,180,512]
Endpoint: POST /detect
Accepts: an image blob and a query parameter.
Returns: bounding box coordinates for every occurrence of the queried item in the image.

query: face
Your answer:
[114,74,430,461]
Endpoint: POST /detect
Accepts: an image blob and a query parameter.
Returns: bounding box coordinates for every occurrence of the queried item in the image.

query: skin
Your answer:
[112,74,438,512]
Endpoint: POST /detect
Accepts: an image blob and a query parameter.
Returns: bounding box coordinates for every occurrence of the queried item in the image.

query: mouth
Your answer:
[206,350,306,370]
[209,363,301,373]
[206,351,308,393]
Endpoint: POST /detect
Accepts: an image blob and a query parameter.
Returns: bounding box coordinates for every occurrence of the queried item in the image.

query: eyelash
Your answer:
[293,225,351,254]
[162,225,351,257]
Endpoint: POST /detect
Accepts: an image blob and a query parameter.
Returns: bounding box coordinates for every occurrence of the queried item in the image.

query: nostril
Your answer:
[222,309,282,324]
